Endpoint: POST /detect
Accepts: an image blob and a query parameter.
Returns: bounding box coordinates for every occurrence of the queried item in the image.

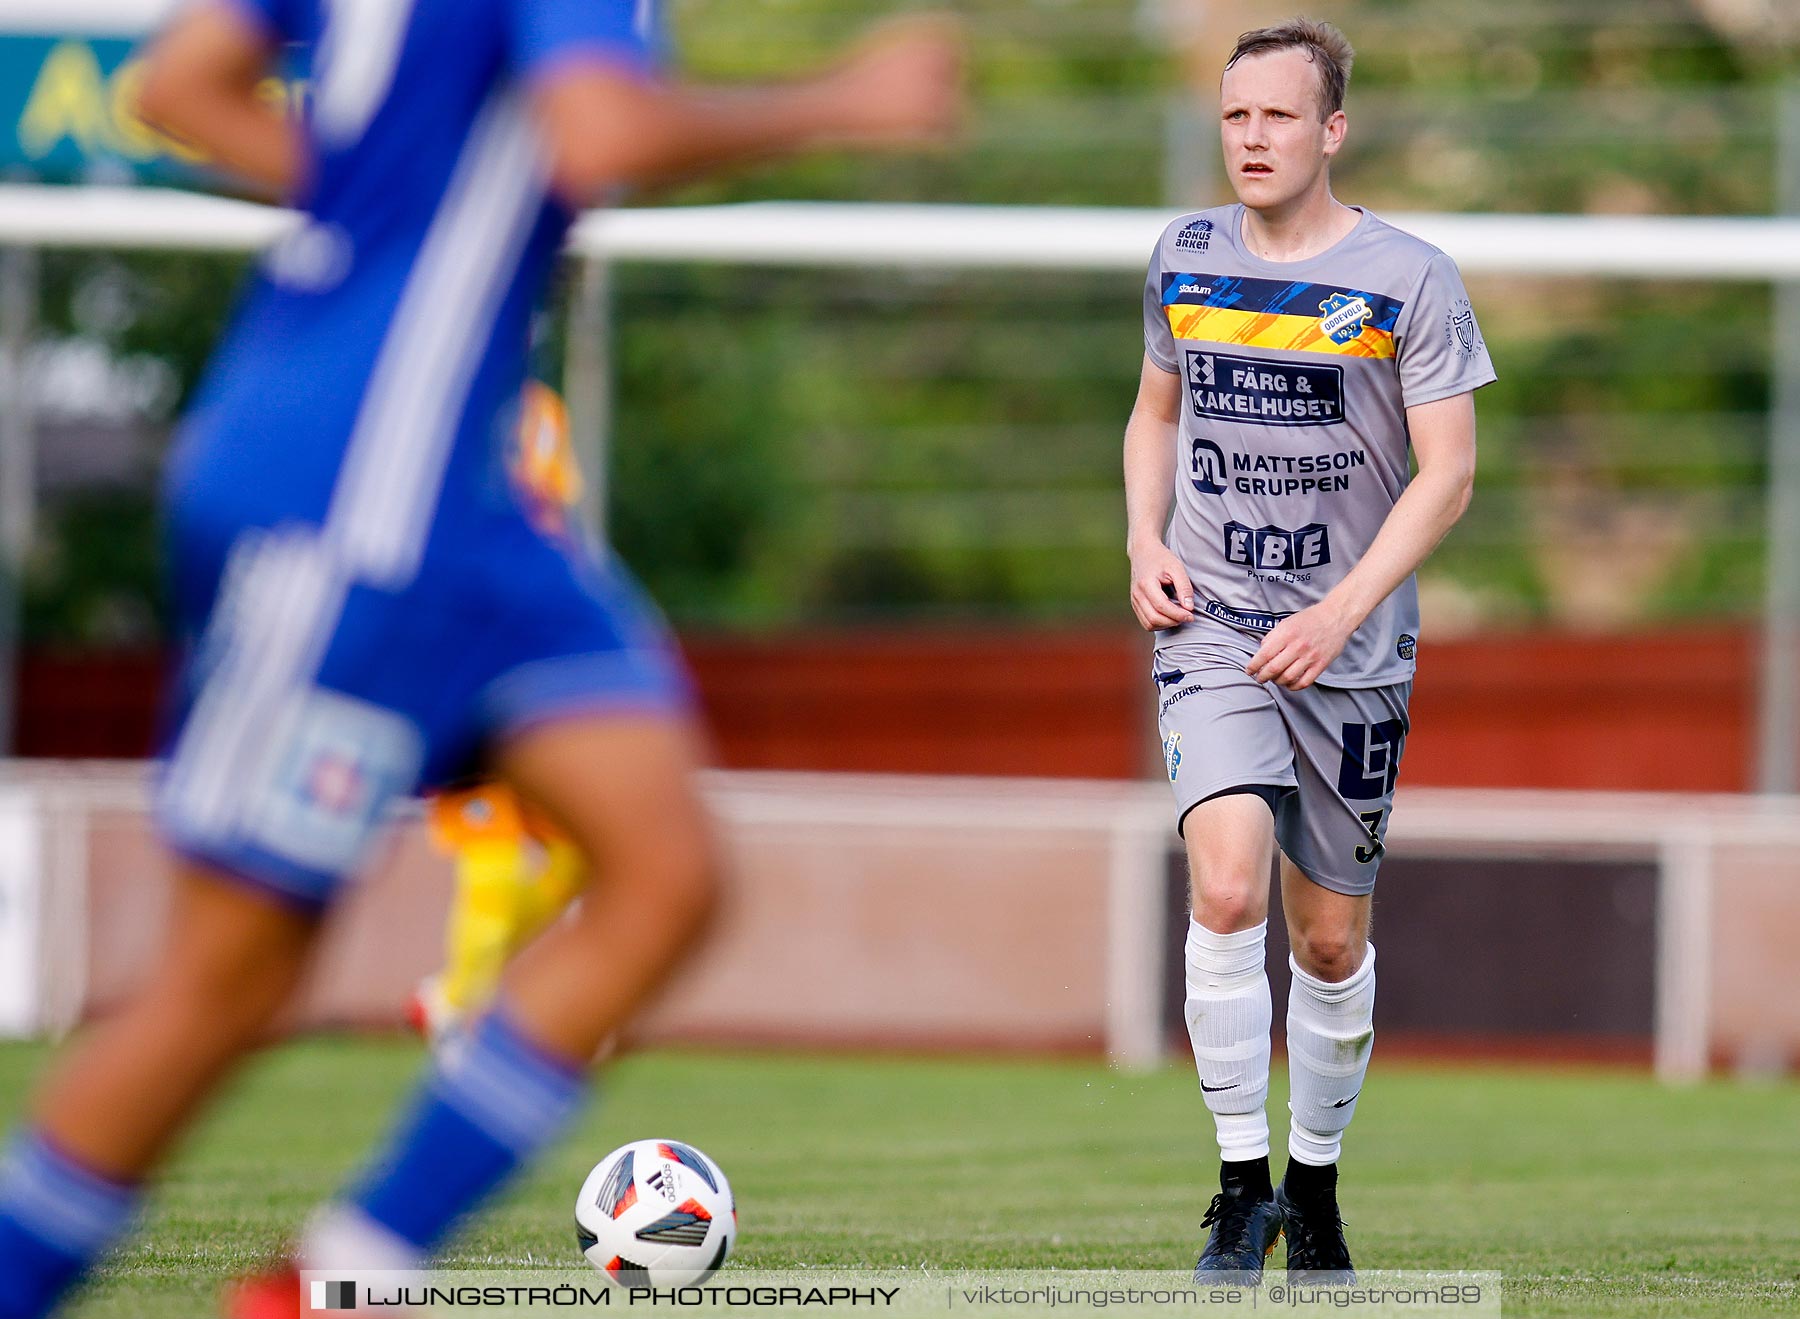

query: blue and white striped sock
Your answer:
[342,1007,587,1255]
[0,1131,139,1319]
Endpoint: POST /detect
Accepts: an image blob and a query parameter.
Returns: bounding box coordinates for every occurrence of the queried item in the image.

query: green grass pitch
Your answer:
[1,1039,1796,1316]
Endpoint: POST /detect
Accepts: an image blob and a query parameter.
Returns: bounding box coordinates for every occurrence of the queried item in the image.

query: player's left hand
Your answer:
[1246,602,1355,691]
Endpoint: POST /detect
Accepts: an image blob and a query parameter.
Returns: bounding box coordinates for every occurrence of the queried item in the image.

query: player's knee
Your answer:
[652,832,722,940]
[1192,883,1263,933]
[581,822,722,937]
[1290,928,1362,982]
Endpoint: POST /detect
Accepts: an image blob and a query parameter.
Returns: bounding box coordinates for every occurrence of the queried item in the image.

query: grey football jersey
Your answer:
[1142,205,1496,686]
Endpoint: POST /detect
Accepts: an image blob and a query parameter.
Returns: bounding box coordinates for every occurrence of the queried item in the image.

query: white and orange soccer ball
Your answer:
[574,1140,736,1290]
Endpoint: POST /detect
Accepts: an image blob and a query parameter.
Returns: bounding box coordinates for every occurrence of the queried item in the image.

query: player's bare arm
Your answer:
[135,9,962,207]
[532,15,965,204]
[134,3,302,198]
[1124,352,1197,630]
[1246,389,1478,690]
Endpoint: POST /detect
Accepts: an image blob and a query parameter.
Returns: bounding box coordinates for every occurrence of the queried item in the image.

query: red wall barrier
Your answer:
[682,629,1150,779]
[1405,627,1755,792]
[11,623,1760,792]
[14,650,166,759]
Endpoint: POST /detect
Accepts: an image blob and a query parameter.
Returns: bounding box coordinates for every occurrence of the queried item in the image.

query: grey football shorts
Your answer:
[1153,619,1411,897]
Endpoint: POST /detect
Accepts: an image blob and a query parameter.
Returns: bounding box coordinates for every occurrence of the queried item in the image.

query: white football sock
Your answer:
[1285,944,1376,1167]
[301,1203,424,1275]
[1183,918,1272,1162]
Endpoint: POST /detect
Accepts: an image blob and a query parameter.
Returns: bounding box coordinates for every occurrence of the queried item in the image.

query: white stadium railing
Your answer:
[3,185,1800,278]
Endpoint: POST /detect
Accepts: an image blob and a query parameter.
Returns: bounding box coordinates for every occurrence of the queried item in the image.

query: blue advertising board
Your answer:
[2,31,304,185]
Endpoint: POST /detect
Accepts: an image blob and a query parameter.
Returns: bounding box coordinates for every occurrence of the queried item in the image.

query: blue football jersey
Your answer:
[156,0,690,909]
[170,0,660,587]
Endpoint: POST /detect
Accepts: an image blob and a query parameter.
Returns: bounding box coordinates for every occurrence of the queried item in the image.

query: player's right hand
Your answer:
[821,14,967,147]
[1128,542,1196,631]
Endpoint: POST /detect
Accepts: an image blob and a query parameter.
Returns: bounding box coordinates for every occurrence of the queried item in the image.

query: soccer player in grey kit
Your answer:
[1123,19,1494,1279]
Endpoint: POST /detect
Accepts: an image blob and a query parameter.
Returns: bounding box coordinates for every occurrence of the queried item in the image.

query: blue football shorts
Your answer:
[154,504,693,912]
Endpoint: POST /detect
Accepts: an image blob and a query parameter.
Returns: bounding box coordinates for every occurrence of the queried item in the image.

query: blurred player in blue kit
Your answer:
[0,1,961,1314]
[1124,19,1494,1281]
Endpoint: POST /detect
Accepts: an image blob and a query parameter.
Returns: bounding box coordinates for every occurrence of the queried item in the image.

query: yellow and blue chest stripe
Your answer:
[1163,273,1404,360]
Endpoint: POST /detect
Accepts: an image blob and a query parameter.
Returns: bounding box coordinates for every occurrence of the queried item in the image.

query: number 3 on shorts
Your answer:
[1337,717,1405,865]
[1354,808,1385,864]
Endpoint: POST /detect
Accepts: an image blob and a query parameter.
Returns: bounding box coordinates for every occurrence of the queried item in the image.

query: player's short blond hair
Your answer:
[1224,18,1354,120]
